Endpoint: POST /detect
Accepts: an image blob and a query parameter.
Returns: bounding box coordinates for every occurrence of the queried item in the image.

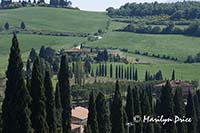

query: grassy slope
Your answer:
[0,34,86,73]
[88,31,200,61]
[0,7,108,33]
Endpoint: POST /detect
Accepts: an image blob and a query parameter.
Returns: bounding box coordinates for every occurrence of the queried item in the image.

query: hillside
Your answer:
[0,7,200,82]
[0,7,108,33]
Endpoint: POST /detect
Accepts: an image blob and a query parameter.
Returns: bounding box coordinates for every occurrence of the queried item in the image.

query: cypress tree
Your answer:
[135,69,138,81]
[132,65,135,80]
[55,83,62,131]
[29,48,37,63]
[87,91,99,133]
[96,92,111,133]
[194,94,200,132]
[145,70,148,81]
[141,91,154,133]
[39,46,46,59]
[44,71,57,133]
[110,64,113,78]
[132,87,143,133]
[105,63,107,77]
[125,85,135,133]
[121,66,124,79]
[130,65,132,80]
[30,57,49,132]
[124,68,127,79]
[58,55,71,133]
[116,65,118,79]
[173,88,187,133]
[171,70,175,80]
[186,91,197,133]
[111,80,125,133]
[119,65,121,79]
[102,64,105,77]
[127,67,129,80]
[2,34,32,133]
[160,81,177,133]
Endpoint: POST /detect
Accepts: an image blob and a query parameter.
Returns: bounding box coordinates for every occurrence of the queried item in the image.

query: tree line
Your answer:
[106,1,200,20]
[121,21,200,37]
[85,79,200,133]
[1,34,71,132]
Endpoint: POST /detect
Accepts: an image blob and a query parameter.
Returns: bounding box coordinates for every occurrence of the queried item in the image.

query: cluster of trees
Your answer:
[185,52,200,63]
[0,22,26,31]
[0,0,73,9]
[133,50,178,61]
[122,21,200,37]
[106,1,200,20]
[145,70,163,81]
[2,34,71,132]
[93,63,138,81]
[86,80,200,133]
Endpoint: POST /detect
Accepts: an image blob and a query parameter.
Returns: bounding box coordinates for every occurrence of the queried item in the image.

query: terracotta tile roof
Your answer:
[71,124,81,130]
[72,106,88,120]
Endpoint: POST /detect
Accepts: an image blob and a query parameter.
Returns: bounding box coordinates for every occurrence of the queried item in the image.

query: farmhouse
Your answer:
[71,106,88,133]
[154,80,195,97]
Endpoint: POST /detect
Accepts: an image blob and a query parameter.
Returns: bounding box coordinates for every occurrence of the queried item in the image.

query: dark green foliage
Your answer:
[2,34,32,133]
[30,57,49,132]
[141,91,154,133]
[116,65,118,79]
[87,91,99,133]
[171,70,175,80]
[186,91,197,133]
[58,55,71,133]
[107,1,200,20]
[29,48,37,63]
[84,59,91,75]
[39,46,46,59]
[132,87,142,133]
[160,81,177,133]
[125,85,135,133]
[173,88,187,133]
[135,69,138,81]
[44,71,57,133]
[110,64,113,78]
[4,22,9,30]
[96,92,111,133]
[55,83,62,130]
[111,80,125,133]
[20,21,26,29]
[193,94,200,132]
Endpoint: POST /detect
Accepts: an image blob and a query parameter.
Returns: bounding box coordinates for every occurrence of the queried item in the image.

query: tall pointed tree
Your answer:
[44,71,57,133]
[171,70,175,80]
[30,57,49,132]
[132,87,143,133]
[2,33,32,133]
[141,90,154,133]
[55,83,62,131]
[96,92,111,133]
[186,91,197,133]
[125,85,135,133]
[87,91,99,133]
[58,55,71,133]
[110,64,113,78]
[160,81,177,133]
[173,88,187,133]
[111,80,125,133]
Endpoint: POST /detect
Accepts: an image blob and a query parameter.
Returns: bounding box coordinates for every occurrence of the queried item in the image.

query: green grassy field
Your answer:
[0,7,108,33]
[0,34,86,73]
[87,31,200,62]
[0,7,200,82]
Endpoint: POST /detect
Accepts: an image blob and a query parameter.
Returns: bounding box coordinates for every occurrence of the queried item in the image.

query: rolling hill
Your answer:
[0,7,200,83]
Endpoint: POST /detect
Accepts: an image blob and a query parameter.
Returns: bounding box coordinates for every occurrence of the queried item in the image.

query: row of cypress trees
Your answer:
[2,34,71,133]
[86,80,200,133]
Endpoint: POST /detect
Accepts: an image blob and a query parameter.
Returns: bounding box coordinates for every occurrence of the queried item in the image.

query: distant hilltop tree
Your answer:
[1,0,12,7]
[20,21,26,29]
[4,22,9,30]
